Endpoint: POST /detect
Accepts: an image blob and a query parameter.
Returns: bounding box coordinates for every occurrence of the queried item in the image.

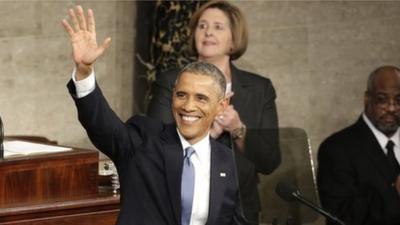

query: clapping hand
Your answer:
[210,92,244,139]
[215,105,243,132]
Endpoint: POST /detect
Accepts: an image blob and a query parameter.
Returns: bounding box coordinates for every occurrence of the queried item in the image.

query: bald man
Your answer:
[318,66,400,225]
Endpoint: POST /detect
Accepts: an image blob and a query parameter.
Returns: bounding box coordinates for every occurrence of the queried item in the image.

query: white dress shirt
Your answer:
[177,131,210,225]
[72,68,96,98]
[363,113,400,163]
[72,69,211,225]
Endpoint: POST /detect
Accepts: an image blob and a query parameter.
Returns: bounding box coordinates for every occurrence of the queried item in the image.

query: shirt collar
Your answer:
[176,129,211,164]
[362,113,400,152]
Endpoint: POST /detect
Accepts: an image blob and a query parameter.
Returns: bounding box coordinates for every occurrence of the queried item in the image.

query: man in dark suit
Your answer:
[148,65,280,174]
[147,65,280,224]
[62,5,248,225]
[318,65,400,225]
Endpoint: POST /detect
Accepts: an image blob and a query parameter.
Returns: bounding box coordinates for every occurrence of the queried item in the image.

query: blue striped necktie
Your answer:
[181,147,195,225]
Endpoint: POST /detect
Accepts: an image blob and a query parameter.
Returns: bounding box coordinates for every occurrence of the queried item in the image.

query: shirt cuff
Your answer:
[71,67,96,98]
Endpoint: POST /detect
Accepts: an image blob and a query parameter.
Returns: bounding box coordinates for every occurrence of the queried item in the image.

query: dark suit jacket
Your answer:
[67,81,248,225]
[147,64,281,224]
[317,117,400,225]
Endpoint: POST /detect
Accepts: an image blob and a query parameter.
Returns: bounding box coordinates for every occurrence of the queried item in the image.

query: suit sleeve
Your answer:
[235,152,260,225]
[317,139,400,225]
[232,202,251,225]
[243,79,281,174]
[146,70,176,123]
[232,158,253,225]
[67,80,142,162]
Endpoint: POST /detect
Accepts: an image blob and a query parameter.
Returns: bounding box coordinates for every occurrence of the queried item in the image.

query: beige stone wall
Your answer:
[234,1,400,161]
[0,1,136,149]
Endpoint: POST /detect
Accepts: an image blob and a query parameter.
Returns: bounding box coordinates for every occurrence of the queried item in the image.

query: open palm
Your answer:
[70,26,101,66]
[62,6,110,76]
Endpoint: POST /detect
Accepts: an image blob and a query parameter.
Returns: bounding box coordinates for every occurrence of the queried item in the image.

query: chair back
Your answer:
[259,127,319,225]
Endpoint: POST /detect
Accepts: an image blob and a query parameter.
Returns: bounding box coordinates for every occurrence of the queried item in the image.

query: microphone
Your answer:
[275,181,346,225]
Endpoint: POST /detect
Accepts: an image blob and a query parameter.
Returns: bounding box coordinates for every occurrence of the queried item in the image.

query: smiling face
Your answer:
[365,67,400,137]
[172,72,226,144]
[194,8,233,62]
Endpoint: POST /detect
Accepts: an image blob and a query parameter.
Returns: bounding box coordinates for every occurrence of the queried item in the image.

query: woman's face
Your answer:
[194,8,233,61]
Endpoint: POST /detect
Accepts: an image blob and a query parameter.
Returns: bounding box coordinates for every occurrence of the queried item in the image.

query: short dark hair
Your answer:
[188,0,248,60]
[176,61,226,99]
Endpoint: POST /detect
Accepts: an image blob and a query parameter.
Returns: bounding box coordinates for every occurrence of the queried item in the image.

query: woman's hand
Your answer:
[215,105,244,133]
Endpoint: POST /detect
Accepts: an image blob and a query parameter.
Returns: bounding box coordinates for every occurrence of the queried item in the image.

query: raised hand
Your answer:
[62,5,111,80]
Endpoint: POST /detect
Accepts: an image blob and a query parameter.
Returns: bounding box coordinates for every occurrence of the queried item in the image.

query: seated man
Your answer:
[62,5,248,225]
[318,65,400,225]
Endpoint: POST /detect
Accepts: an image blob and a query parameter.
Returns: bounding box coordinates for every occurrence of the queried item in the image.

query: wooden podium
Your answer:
[0,143,120,225]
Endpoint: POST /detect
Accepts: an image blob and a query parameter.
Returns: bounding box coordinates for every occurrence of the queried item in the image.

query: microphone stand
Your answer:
[292,190,346,225]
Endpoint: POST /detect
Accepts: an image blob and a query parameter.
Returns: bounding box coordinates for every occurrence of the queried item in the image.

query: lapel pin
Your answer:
[220,172,226,177]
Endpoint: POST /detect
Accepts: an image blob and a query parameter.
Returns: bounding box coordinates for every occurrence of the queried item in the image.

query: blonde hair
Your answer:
[188,0,248,60]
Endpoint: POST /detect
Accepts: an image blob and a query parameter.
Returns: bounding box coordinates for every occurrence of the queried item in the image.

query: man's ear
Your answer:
[172,88,176,99]
[364,91,369,106]
[171,88,176,107]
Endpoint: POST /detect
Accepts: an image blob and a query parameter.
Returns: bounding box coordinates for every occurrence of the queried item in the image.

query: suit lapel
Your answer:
[356,117,398,182]
[230,64,251,118]
[161,124,183,224]
[207,139,229,225]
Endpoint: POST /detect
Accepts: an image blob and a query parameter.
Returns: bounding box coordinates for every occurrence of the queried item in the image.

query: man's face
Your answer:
[365,69,400,137]
[172,72,226,144]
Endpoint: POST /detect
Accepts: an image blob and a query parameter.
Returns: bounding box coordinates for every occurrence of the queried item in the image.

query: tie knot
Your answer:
[386,140,395,151]
[185,147,195,159]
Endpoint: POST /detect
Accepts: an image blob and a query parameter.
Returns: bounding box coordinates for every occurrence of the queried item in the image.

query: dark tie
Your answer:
[386,140,400,174]
[181,147,195,225]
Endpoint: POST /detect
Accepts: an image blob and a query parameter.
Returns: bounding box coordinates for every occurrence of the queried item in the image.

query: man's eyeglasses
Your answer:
[372,95,400,109]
